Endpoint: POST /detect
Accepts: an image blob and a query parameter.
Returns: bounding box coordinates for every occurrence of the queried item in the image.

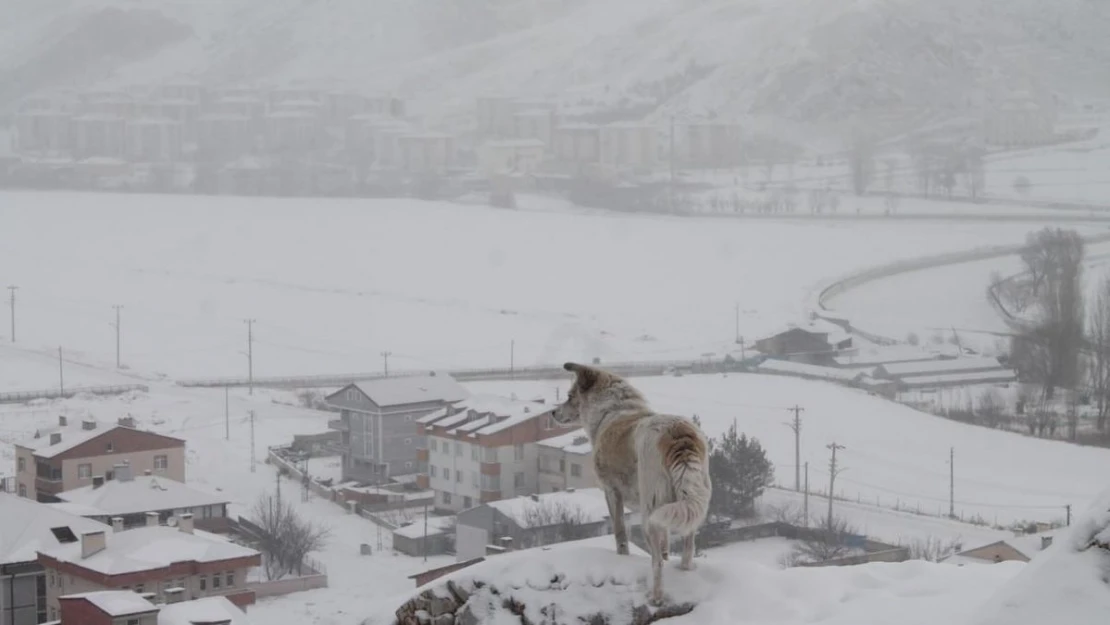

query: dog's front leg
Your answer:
[605,488,629,555]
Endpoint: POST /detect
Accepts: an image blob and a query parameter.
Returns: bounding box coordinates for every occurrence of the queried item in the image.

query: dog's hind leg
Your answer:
[679,533,696,571]
[604,488,629,555]
[647,523,666,606]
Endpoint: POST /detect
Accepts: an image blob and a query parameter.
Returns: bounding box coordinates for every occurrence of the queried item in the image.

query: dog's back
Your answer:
[635,413,711,536]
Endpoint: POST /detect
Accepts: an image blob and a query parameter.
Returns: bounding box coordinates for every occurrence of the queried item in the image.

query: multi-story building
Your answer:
[0,494,111,625]
[325,374,468,484]
[50,469,230,533]
[58,590,251,625]
[37,513,260,620]
[14,420,186,502]
[536,429,596,494]
[599,123,658,171]
[417,395,577,513]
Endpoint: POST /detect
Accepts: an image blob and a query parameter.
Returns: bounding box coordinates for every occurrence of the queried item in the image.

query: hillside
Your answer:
[2,0,1109,142]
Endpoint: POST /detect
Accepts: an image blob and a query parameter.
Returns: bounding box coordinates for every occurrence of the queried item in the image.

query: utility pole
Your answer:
[1066,504,1072,527]
[111,305,123,368]
[668,115,676,213]
[275,467,282,509]
[7,286,17,343]
[734,303,741,344]
[381,351,392,377]
[244,319,256,395]
[803,461,810,527]
[510,339,515,379]
[58,347,64,395]
[784,406,804,492]
[249,410,256,473]
[422,501,429,563]
[225,385,230,440]
[948,447,955,518]
[826,442,846,530]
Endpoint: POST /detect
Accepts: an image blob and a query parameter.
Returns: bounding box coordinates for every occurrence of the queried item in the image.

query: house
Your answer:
[125,119,183,162]
[599,123,658,170]
[874,357,1015,389]
[325,374,468,485]
[57,591,250,625]
[536,429,595,493]
[454,488,631,563]
[941,540,1031,566]
[753,321,852,364]
[70,115,126,159]
[13,111,71,155]
[476,139,546,177]
[49,471,230,533]
[683,122,742,167]
[0,494,111,625]
[391,515,456,557]
[417,394,575,512]
[14,419,186,502]
[37,513,261,620]
[264,110,323,152]
[553,124,601,165]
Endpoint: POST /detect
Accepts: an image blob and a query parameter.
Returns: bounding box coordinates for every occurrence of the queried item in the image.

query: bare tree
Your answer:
[1089,275,1110,433]
[521,500,594,546]
[901,536,963,562]
[786,516,860,565]
[849,133,874,196]
[251,494,331,580]
[976,388,1005,428]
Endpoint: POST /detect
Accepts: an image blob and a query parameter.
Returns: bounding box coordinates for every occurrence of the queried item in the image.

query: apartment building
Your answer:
[325,374,468,485]
[50,468,230,533]
[37,513,260,621]
[57,591,250,625]
[14,418,185,502]
[0,494,111,625]
[536,429,596,493]
[417,394,577,513]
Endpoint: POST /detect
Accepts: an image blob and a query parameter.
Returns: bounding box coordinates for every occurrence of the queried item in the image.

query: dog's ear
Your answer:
[563,362,601,392]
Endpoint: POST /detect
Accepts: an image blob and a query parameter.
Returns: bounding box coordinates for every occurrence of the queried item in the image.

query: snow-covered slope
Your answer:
[3,0,1109,137]
[969,486,1110,625]
[380,535,1019,625]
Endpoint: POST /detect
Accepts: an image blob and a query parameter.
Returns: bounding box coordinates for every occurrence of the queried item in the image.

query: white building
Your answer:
[536,429,595,493]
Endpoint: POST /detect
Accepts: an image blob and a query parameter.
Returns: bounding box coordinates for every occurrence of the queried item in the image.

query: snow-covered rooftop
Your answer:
[54,475,229,517]
[422,394,552,436]
[157,596,250,625]
[486,488,617,527]
[394,515,456,539]
[877,356,1004,378]
[833,345,948,367]
[18,424,182,459]
[756,359,869,382]
[0,494,112,565]
[39,525,258,576]
[349,374,468,408]
[62,590,158,617]
[537,429,592,455]
[899,369,1017,387]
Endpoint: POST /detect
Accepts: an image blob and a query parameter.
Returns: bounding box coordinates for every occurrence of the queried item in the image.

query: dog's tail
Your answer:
[648,419,711,536]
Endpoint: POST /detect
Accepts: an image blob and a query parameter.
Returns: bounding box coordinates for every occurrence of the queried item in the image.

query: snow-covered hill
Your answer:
[3,0,1109,141]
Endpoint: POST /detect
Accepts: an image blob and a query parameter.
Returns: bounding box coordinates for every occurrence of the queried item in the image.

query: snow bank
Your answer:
[968,486,1110,625]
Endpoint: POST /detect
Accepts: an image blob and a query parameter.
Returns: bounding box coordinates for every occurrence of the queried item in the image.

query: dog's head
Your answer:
[553,362,641,431]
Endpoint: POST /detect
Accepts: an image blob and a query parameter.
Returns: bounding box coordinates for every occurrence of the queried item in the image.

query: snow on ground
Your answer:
[0,191,1094,385]
[983,142,1110,206]
[0,342,145,392]
[375,535,1023,625]
[701,535,797,569]
[466,374,1110,526]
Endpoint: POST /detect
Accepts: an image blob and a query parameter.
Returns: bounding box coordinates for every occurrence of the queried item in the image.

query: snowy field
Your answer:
[467,374,1110,526]
[983,141,1110,206]
[0,190,1082,387]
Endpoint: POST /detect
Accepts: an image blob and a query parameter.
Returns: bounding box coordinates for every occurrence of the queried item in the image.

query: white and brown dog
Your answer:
[553,362,711,605]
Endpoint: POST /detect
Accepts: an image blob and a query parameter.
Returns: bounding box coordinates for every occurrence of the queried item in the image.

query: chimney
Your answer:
[92,476,105,489]
[146,511,160,527]
[81,419,96,431]
[114,463,132,482]
[177,513,194,534]
[58,415,67,427]
[49,433,62,446]
[111,517,124,532]
[80,530,106,559]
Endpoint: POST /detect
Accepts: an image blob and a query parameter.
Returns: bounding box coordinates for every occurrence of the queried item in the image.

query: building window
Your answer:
[154,454,168,470]
[463,496,472,509]
[484,447,497,463]
[346,389,358,401]
[200,576,207,591]
[78,463,92,479]
[455,442,463,457]
[226,571,234,587]
[514,472,525,488]
[127,619,139,625]
[49,570,55,587]
[543,415,554,430]
[430,466,437,478]
[405,415,413,421]
[514,445,524,461]
[442,491,452,505]
[18,484,26,497]
[50,608,56,621]
[571,463,582,477]
[444,468,451,481]
[135,584,144,593]
[404,438,412,445]
[106,442,114,452]
[456,470,462,483]
[471,446,479,461]
[213,574,221,589]
[559,459,566,473]
[17,457,25,472]
[430,439,437,452]
[472,471,479,487]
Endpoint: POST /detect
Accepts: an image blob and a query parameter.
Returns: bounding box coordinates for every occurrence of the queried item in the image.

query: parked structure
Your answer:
[14,420,186,502]
[536,429,595,493]
[391,516,456,557]
[417,394,574,512]
[454,488,632,562]
[325,374,468,484]
[873,357,1015,390]
[941,540,1031,566]
[50,472,230,533]
[753,321,852,364]
[57,591,250,625]
[37,513,261,620]
[0,494,110,625]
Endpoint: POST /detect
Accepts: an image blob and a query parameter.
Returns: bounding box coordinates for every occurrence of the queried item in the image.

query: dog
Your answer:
[552,362,711,606]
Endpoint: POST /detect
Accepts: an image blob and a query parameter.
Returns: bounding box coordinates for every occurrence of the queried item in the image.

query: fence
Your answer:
[0,384,150,404]
[248,573,328,598]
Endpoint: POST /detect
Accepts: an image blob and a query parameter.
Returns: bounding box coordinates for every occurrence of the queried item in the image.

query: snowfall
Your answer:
[1,189,1109,625]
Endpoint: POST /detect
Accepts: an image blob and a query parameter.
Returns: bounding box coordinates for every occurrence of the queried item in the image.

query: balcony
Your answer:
[415,448,429,463]
[35,474,64,496]
[479,462,500,476]
[479,490,501,503]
